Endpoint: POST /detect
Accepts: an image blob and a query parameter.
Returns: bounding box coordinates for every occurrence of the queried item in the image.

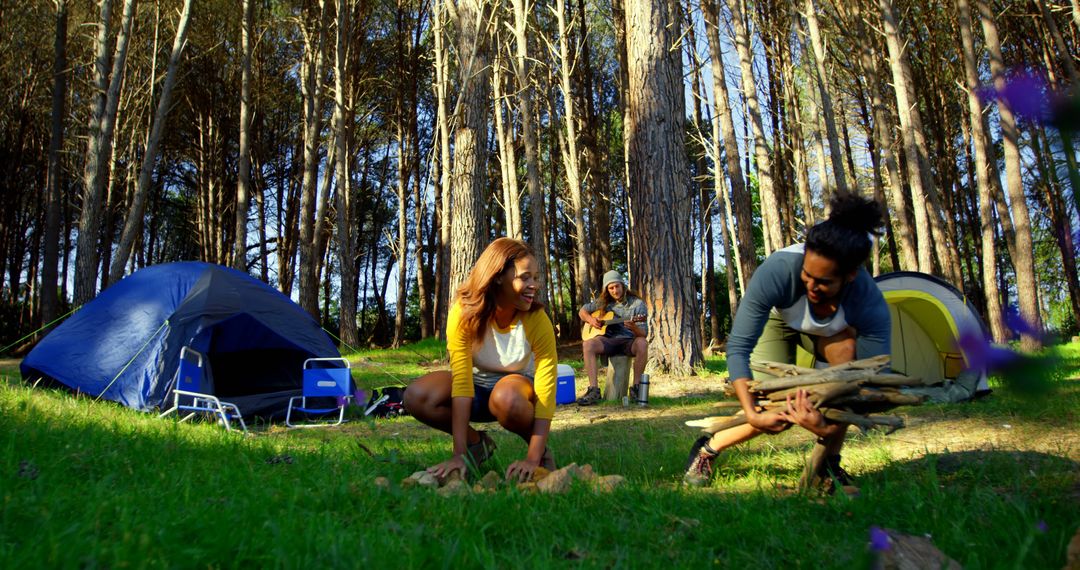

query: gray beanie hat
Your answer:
[602,270,625,289]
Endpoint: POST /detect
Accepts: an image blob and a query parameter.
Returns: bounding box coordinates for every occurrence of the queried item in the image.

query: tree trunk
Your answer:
[230,0,254,271]
[801,0,849,196]
[702,0,756,292]
[74,0,116,304]
[878,0,937,274]
[433,0,452,336]
[41,0,68,327]
[1038,0,1078,84]
[298,0,329,317]
[782,8,814,228]
[685,20,720,345]
[555,0,590,307]
[510,0,547,304]
[333,0,358,346]
[1032,125,1080,332]
[612,0,631,207]
[448,0,491,298]
[976,0,1042,350]
[492,47,522,239]
[846,0,916,270]
[727,0,782,255]
[573,0,609,285]
[110,0,194,283]
[626,0,702,374]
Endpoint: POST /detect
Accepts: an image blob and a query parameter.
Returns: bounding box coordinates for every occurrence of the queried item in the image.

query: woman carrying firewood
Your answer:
[404,237,558,483]
[684,193,890,490]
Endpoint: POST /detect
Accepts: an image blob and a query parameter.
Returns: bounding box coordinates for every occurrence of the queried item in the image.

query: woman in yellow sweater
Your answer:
[404,238,558,482]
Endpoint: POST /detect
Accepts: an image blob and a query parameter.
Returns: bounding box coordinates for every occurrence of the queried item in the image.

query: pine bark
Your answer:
[801,0,849,196]
[42,0,68,326]
[727,0,782,254]
[230,0,255,271]
[976,0,1042,350]
[878,0,937,274]
[555,0,590,306]
[74,0,117,304]
[110,0,194,283]
[433,0,452,336]
[702,0,756,292]
[492,47,522,239]
[510,0,547,303]
[333,0,358,346]
[448,0,491,298]
[297,0,329,316]
[626,0,702,373]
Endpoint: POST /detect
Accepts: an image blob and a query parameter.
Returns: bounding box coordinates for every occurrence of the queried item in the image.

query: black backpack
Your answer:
[365,387,407,418]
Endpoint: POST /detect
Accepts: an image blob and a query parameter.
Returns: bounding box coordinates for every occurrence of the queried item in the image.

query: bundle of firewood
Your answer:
[688,355,929,435]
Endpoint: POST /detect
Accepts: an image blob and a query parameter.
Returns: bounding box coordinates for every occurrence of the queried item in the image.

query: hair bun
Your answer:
[827,193,885,236]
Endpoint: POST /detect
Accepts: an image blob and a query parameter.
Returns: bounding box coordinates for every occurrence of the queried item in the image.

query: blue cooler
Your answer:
[555,364,576,405]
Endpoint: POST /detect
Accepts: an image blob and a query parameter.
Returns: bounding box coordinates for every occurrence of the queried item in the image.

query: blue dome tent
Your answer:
[21,262,341,417]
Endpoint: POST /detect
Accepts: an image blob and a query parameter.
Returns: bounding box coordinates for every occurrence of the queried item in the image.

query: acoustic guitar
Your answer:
[581,309,646,341]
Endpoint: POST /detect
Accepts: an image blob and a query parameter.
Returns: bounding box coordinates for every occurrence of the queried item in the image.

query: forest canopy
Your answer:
[0,0,1077,368]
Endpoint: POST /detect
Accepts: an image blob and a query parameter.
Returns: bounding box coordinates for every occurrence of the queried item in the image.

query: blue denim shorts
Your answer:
[469,370,534,423]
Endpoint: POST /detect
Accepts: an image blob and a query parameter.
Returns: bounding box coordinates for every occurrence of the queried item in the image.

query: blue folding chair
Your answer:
[159,347,247,433]
[285,357,352,428]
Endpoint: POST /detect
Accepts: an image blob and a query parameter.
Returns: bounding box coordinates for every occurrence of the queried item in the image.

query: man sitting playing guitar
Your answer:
[576,270,648,406]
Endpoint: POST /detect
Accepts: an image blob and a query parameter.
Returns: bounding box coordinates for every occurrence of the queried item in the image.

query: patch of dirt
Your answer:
[547,359,1080,463]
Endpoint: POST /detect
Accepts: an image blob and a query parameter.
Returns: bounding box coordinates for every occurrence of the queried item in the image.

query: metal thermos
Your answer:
[637,374,650,406]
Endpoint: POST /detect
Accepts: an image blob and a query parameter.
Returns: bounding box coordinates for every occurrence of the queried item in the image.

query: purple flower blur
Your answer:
[869,526,891,552]
[1004,309,1042,339]
[956,325,1019,372]
[1035,520,1048,533]
[977,71,1053,124]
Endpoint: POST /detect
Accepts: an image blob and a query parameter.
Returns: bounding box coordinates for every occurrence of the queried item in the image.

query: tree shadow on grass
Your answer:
[863,448,1079,494]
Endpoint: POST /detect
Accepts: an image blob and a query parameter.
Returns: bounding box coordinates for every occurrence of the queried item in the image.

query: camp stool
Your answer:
[285,357,352,428]
[159,347,248,434]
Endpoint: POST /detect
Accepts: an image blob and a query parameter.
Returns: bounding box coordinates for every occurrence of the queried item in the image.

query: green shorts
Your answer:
[749,313,819,380]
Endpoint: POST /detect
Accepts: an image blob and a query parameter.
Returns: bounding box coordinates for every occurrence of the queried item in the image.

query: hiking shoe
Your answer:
[813,454,856,495]
[577,386,602,406]
[683,435,719,487]
[825,454,854,486]
[540,447,556,471]
[466,431,497,468]
[628,384,639,402]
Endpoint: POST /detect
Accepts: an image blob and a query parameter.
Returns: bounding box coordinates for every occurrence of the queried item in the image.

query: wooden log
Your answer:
[694,415,749,434]
[712,400,754,408]
[863,373,928,387]
[751,369,882,392]
[766,381,861,403]
[821,408,904,432]
[754,353,889,377]
[831,389,927,407]
[749,361,818,377]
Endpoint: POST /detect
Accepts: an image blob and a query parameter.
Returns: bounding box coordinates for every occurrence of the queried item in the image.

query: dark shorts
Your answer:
[749,314,855,380]
[469,371,534,423]
[586,335,637,357]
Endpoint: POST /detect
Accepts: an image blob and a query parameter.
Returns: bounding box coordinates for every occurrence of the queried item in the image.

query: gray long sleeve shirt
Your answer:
[726,244,891,380]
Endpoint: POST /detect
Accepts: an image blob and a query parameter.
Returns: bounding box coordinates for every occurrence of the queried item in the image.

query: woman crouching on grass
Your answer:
[404,238,558,482]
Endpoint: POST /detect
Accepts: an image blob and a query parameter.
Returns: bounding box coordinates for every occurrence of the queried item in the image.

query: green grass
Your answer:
[1,344,1077,568]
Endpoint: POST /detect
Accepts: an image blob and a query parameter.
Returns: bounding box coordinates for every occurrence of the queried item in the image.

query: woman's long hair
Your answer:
[455,238,544,344]
[805,193,885,273]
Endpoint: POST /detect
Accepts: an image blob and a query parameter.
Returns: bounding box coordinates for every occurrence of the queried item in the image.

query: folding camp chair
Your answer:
[159,347,248,433]
[285,357,352,428]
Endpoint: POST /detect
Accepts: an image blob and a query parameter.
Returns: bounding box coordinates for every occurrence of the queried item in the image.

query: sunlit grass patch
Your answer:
[1,342,1077,567]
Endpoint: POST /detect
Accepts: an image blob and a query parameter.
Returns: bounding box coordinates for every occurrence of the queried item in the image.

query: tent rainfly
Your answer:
[21,262,341,417]
[875,271,990,403]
